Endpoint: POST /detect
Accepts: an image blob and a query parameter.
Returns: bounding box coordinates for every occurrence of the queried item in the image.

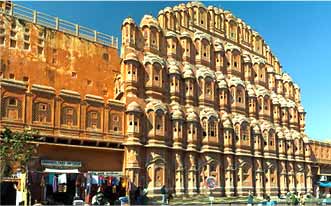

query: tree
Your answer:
[0,127,38,177]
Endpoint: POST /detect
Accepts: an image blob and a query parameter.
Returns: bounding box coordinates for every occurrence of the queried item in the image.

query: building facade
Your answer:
[1,1,331,199]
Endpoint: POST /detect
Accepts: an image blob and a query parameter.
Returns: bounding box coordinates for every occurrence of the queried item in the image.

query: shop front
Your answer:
[27,143,126,205]
[0,175,27,206]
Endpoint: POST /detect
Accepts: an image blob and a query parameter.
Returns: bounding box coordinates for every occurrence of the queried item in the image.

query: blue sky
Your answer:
[18,1,331,141]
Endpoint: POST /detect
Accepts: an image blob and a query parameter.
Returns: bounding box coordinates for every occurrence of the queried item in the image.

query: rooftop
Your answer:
[0,1,118,48]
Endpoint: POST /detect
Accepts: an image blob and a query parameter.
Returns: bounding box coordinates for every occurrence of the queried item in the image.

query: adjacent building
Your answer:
[1,0,331,201]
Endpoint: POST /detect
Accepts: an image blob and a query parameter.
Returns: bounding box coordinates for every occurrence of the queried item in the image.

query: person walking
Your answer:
[160,185,168,205]
[247,191,254,206]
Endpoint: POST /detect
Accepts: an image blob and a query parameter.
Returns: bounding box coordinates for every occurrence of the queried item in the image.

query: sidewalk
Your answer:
[149,195,260,205]
[148,195,321,205]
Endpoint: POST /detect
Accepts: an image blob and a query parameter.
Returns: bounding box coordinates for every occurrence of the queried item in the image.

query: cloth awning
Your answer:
[44,168,80,173]
[319,181,331,188]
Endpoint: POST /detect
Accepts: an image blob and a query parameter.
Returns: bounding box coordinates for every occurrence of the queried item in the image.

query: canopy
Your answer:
[44,168,80,173]
[319,181,331,188]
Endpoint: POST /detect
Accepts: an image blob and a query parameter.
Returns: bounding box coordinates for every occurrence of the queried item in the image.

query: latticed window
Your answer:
[87,110,101,129]
[61,106,77,126]
[109,113,121,132]
[202,119,207,137]
[153,64,162,88]
[155,111,164,136]
[1,97,22,120]
[128,114,139,133]
[32,102,51,123]
[235,124,240,141]
[151,30,157,48]
[205,80,212,98]
[208,120,217,137]
[241,123,249,141]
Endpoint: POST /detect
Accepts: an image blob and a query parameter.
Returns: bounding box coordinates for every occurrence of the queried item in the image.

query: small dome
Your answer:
[140,15,160,30]
[183,64,195,79]
[194,31,211,42]
[214,39,224,52]
[171,109,184,120]
[214,7,221,14]
[200,107,219,121]
[252,56,266,65]
[126,101,142,113]
[287,100,296,108]
[267,66,275,73]
[255,86,269,97]
[277,130,284,139]
[190,1,205,8]
[124,52,139,62]
[282,72,293,83]
[186,111,199,122]
[122,17,135,26]
[225,43,241,53]
[217,79,228,89]
[232,114,250,125]
[223,118,233,129]
[280,99,288,108]
[275,74,282,80]
[143,53,165,67]
[253,125,261,134]
[196,65,215,80]
[215,71,225,81]
[168,64,181,75]
[247,85,256,97]
[180,32,191,39]
[165,31,177,38]
[158,9,164,16]
[145,98,167,113]
[228,76,245,88]
[271,93,279,104]
[298,105,305,113]
[163,6,172,13]
[242,53,252,64]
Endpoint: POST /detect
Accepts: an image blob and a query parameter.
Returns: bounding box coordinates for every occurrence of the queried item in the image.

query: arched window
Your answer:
[128,114,138,133]
[153,63,162,88]
[229,21,237,41]
[264,97,270,111]
[127,64,137,82]
[258,97,263,111]
[143,29,148,47]
[235,124,240,142]
[241,122,249,141]
[208,119,217,137]
[199,8,207,27]
[150,29,158,49]
[205,79,213,99]
[237,87,245,106]
[269,130,275,148]
[202,119,207,137]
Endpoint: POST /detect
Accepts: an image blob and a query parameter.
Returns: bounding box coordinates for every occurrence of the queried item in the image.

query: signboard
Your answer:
[88,171,123,176]
[41,160,82,168]
[206,176,217,190]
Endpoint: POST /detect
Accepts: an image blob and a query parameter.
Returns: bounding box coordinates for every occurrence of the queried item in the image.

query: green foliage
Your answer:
[0,127,38,172]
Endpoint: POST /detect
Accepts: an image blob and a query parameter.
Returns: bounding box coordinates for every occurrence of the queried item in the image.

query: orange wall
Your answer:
[37,144,124,171]
[0,15,120,99]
